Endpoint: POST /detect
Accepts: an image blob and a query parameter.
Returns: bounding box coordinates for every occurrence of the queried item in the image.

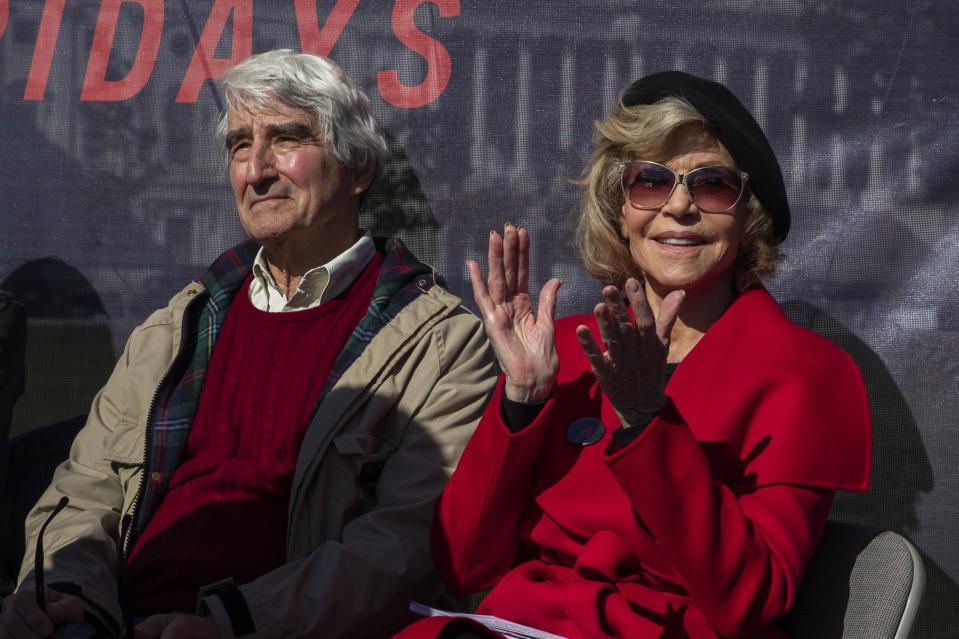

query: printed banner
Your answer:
[0,2,955,635]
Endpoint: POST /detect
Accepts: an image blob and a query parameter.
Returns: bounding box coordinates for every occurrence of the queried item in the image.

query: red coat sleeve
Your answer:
[431,377,552,594]
[605,403,835,637]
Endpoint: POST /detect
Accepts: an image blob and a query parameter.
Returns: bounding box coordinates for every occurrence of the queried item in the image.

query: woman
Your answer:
[401,71,871,639]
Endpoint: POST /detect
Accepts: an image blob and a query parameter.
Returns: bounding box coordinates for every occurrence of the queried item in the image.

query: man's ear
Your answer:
[352,161,377,196]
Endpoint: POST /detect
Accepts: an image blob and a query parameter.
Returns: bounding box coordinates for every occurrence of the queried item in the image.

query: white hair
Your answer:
[215,49,387,184]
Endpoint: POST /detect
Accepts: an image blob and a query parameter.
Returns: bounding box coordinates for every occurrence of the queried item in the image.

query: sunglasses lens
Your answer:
[686,167,743,212]
[622,162,675,208]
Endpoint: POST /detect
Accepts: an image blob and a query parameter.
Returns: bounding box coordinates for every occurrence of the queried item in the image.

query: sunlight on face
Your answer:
[618,137,747,298]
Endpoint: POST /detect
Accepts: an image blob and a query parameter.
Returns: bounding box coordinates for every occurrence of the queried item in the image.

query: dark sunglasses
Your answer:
[618,160,749,213]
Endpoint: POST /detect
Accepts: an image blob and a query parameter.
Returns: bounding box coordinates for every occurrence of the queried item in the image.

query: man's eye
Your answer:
[229,142,250,159]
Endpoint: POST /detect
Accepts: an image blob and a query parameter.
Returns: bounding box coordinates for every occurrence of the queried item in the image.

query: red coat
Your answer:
[401,288,871,639]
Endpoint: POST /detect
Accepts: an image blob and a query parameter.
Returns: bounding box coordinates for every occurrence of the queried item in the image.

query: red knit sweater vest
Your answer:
[126,252,383,614]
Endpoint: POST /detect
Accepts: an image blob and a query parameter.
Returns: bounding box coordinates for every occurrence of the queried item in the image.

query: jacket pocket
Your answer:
[330,433,393,522]
[101,414,144,518]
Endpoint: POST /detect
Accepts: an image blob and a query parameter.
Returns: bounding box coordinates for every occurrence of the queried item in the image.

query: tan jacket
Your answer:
[18,263,497,639]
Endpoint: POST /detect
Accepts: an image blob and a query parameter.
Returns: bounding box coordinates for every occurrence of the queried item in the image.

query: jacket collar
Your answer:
[137,236,435,532]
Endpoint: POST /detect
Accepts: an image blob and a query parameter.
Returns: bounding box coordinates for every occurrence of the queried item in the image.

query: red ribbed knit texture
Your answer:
[127,253,382,614]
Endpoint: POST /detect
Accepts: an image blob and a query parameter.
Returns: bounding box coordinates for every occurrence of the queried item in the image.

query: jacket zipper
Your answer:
[120,287,206,561]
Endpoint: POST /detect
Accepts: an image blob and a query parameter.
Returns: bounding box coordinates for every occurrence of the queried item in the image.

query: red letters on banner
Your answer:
[81,0,164,101]
[24,0,65,100]
[14,0,457,106]
[175,0,253,103]
[378,0,458,108]
[294,0,360,57]
[0,2,8,43]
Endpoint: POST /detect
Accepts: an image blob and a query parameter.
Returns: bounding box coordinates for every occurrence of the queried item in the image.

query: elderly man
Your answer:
[0,50,496,639]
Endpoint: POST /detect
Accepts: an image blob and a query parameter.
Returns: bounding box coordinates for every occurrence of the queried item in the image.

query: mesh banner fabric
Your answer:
[0,2,955,635]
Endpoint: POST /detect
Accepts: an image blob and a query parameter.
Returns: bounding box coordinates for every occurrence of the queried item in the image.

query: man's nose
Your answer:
[245,140,278,184]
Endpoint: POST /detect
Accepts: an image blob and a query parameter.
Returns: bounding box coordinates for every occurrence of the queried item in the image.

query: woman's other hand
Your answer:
[468,223,562,403]
[576,278,684,429]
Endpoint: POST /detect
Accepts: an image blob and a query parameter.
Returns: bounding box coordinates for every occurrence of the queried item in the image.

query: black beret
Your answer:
[621,71,790,245]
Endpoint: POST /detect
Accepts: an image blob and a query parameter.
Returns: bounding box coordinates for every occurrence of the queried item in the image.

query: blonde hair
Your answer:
[575,96,781,291]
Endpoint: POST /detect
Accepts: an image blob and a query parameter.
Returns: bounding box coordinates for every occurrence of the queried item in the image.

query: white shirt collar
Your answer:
[248,231,376,312]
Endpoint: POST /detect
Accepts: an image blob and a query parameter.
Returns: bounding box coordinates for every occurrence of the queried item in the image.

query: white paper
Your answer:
[409,601,569,639]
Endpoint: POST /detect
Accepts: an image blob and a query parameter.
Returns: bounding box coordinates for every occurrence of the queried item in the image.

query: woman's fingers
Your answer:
[598,285,643,364]
[575,324,608,373]
[656,289,685,344]
[470,224,542,327]
[537,278,562,326]
[622,278,684,350]
[516,225,530,296]
[592,300,624,364]
[470,224,560,398]
[466,260,494,318]
[577,281,680,425]
[486,230,506,304]
[622,278,658,339]
[502,222,519,294]
[587,280,681,376]
[485,224,527,305]
[602,285,633,330]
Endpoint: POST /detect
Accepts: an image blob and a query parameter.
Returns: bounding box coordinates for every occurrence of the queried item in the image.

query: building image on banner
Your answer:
[0,2,955,637]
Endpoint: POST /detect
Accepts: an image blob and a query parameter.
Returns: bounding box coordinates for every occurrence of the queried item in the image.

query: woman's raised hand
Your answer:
[468,223,562,403]
[576,279,684,430]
